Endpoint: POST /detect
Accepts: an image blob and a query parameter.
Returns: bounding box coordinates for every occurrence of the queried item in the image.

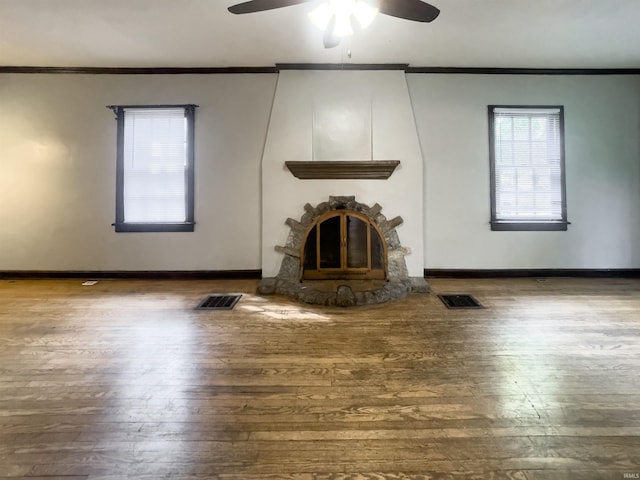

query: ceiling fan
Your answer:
[227,0,440,48]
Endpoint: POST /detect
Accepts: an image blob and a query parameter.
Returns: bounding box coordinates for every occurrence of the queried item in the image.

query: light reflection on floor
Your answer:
[239,301,331,321]
[490,296,595,421]
[100,296,198,463]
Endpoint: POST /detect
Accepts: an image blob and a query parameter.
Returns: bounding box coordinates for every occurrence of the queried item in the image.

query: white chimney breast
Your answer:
[261,69,425,278]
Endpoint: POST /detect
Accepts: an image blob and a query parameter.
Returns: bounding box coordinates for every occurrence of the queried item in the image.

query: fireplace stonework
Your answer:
[258,196,430,306]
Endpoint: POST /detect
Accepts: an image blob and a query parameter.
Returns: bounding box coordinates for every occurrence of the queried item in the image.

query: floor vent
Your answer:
[196,294,242,310]
[438,294,483,309]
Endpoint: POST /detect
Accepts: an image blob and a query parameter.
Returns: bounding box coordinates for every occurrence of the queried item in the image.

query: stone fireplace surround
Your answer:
[258,196,430,306]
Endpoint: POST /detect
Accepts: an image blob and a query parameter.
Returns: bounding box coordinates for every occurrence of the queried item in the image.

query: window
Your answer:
[488,105,568,231]
[110,104,196,232]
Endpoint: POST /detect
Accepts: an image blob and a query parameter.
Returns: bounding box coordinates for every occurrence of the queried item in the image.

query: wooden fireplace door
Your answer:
[302,211,386,280]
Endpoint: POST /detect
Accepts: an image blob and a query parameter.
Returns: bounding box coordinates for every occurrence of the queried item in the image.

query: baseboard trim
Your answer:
[6,268,638,280]
[425,268,640,278]
[0,270,262,280]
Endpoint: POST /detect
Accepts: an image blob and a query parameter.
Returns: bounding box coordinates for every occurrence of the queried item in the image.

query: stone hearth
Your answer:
[258,196,430,306]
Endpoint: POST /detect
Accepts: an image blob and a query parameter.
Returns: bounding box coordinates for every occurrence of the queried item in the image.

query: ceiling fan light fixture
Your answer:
[352,1,378,29]
[333,11,354,36]
[309,0,378,37]
[308,3,333,31]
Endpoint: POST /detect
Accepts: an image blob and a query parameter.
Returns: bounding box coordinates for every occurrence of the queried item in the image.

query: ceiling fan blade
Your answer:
[228,0,314,15]
[323,15,341,49]
[378,0,440,22]
[323,34,341,48]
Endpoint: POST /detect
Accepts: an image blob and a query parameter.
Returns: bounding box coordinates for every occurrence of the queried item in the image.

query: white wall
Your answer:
[261,70,425,277]
[2,72,639,272]
[0,74,276,270]
[408,74,640,269]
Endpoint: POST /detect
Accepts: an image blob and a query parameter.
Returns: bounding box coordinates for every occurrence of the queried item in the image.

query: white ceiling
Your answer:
[1,0,639,69]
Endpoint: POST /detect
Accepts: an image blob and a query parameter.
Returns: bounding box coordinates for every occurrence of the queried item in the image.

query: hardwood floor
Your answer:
[0,277,639,479]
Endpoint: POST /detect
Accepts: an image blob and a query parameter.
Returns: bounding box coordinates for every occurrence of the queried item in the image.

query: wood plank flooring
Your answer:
[0,277,639,479]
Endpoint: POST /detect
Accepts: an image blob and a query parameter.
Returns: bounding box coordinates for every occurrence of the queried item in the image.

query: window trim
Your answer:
[109,104,197,233]
[488,105,569,232]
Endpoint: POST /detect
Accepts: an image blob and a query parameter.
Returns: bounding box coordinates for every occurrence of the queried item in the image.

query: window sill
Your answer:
[113,222,195,233]
[490,220,570,232]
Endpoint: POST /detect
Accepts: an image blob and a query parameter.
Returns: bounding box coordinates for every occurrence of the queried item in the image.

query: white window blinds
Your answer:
[123,108,187,223]
[492,107,563,222]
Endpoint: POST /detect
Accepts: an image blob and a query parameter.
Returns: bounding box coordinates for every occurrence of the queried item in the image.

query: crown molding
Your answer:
[275,63,409,71]
[406,66,640,75]
[0,66,278,74]
[1,65,639,75]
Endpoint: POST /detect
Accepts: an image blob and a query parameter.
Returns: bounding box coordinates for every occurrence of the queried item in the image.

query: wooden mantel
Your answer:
[285,161,400,180]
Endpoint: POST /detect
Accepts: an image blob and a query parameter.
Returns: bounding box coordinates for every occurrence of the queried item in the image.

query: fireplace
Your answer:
[302,210,386,280]
[259,69,429,306]
[258,196,429,306]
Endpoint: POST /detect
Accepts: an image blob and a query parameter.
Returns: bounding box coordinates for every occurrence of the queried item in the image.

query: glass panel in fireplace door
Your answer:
[303,225,318,270]
[319,215,341,269]
[346,215,368,269]
[370,225,384,270]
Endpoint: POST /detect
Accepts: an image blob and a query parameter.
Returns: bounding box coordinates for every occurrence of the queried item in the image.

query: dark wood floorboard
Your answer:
[0,277,639,479]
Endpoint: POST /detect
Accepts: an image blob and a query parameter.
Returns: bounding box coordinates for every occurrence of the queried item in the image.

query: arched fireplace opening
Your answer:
[258,196,429,306]
[302,211,386,280]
